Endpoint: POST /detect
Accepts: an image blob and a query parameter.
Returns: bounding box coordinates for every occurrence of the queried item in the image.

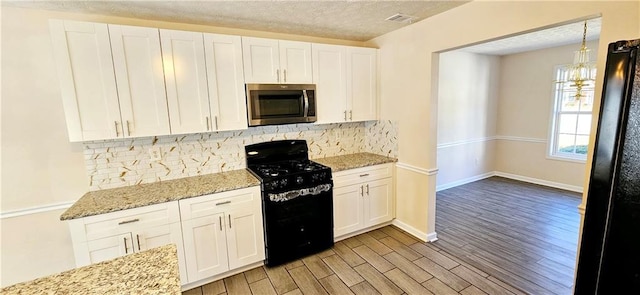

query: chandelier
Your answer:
[568,21,596,100]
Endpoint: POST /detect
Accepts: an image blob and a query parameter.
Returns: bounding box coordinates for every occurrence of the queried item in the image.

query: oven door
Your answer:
[246,84,316,126]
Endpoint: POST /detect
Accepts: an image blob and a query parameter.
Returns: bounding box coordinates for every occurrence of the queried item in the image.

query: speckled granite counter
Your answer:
[313,152,397,172]
[61,169,260,220]
[1,244,180,295]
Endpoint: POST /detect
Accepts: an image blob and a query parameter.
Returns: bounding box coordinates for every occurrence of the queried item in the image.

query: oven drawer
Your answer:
[179,186,261,220]
[333,163,393,187]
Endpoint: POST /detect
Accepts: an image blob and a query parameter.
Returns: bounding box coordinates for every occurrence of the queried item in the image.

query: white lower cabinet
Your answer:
[67,186,265,287]
[333,164,395,238]
[67,202,187,283]
[179,186,265,283]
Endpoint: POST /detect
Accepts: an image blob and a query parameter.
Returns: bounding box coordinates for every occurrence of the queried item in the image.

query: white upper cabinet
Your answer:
[312,44,348,124]
[203,34,248,132]
[160,29,212,135]
[108,25,170,137]
[50,20,121,141]
[278,40,313,84]
[348,47,378,121]
[312,44,378,123]
[242,37,312,84]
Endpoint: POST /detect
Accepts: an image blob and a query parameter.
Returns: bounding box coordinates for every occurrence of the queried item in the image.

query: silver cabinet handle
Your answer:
[284,69,287,82]
[215,200,231,206]
[276,69,280,82]
[114,121,120,137]
[123,237,129,254]
[228,215,232,228]
[360,185,364,196]
[206,116,211,131]
[118,218,139,225]
[359,173,370,177]
[214,116,218,130]
[126,120,132,136]
[136,234,141,251]
[344,111,347,121]
[219,216,222,231]
[349,110,353,120]
[366,184,370,195]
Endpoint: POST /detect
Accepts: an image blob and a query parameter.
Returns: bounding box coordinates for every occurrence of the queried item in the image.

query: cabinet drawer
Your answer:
[179,186,261,220]
[333,163,393,187]
[71,202,180,242]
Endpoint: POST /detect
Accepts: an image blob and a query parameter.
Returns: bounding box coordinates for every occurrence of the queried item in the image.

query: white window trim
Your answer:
[547,63,595,164]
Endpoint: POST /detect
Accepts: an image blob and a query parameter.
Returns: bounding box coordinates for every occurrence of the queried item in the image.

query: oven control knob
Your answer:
[296,176,304,184]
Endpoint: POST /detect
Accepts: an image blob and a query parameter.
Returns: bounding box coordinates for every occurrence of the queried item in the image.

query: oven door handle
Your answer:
[303,90,310,117]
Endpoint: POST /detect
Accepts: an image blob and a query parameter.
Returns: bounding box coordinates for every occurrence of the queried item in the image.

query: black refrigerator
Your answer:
[574,39,640,293]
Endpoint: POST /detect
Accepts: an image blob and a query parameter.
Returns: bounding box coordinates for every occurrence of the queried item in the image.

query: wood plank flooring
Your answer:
[434,177,582,295]
[183,176,581,295]
[183,227,519,295]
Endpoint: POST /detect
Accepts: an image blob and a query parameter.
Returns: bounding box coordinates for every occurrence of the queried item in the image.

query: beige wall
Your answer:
[369,1,639,239]
[436,51,499,189]
[495,41,599,190]
[0,6,364,287]
[1,1,639,287]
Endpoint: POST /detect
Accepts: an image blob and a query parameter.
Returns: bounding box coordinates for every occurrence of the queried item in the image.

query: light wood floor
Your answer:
[183,177,581,295]
[435,177,582,295]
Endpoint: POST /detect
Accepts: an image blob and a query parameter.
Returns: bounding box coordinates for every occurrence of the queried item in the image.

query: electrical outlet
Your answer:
[149,147,162,161]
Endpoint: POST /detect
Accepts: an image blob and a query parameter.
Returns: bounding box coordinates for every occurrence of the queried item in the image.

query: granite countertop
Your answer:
[1,244,180,295]
[61,169,260,220]
[313,152,397,172]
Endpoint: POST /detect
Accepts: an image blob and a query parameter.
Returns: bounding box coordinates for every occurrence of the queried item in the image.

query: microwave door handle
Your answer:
[303,90,309,117]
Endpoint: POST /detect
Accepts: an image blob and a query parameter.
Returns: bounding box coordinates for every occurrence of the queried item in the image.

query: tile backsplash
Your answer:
[84,120,398,190]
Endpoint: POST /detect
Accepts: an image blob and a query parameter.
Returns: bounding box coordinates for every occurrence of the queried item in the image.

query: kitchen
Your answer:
[1,1,639,294]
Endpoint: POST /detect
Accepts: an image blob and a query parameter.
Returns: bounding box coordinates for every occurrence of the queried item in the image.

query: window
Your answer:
[549,64,596,161]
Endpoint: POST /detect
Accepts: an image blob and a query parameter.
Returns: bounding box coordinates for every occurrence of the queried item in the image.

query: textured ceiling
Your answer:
[461,18,602,55]
[1,0,470,41]
[3,1,603,53]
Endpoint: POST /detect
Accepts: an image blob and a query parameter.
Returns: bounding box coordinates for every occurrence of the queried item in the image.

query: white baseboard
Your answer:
[494,171,583,193]
[426,232,438,242]
[436,172,495,192]
[392,219,429,242]
[436,171,583,193]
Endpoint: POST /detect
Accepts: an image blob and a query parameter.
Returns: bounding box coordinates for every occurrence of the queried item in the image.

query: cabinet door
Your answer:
[333,183,364,237]
[348,47,378,121]
[134,222,187,283]
[279,40,313,84]
[364,178,394,227]
[85,233,133,264]
[49,20,121,141]
[203,34,248,131]
[161,29,212,134]
[109,25,170,137]
[242,37,280,83]
[312,44,348,123]
[225,207,265,269]
[181,214,229,282]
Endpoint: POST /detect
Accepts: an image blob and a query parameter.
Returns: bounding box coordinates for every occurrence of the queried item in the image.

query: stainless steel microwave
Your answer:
[246,84,316,126]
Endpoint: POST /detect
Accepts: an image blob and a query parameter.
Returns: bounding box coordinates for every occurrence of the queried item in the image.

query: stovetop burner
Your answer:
[251,160,326,179]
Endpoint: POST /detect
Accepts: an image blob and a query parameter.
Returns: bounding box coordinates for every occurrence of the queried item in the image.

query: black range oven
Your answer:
[245,140,333,266]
